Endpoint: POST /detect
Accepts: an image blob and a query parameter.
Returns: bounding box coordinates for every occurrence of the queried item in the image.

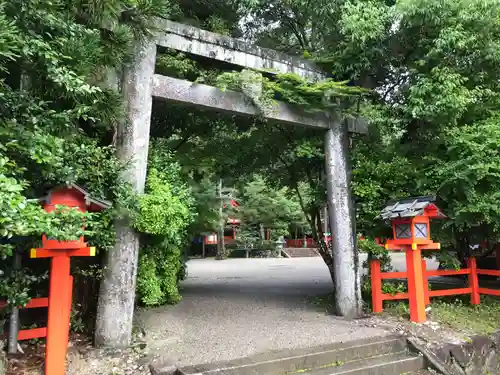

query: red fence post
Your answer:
[467,257,480,305]
[371,259,383,313]
[421,259,430,305]
[45,254,72,375]
[406,248,427,323]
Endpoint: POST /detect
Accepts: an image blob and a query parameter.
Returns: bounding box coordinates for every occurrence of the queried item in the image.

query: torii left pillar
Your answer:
[324,114,362,318]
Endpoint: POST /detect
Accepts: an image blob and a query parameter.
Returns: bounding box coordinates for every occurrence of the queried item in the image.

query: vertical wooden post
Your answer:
[323,205,329,235]
[370,260,383,313]
[421,259,430,305]
[45,254,72,375]
[406,248,426,323]
[8,251,22,353]
[495,245,500,270]
[216,179,225,260]
[468,257,480,305]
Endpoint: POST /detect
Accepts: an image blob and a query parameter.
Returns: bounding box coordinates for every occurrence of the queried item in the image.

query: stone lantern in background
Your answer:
[275,236,286,257]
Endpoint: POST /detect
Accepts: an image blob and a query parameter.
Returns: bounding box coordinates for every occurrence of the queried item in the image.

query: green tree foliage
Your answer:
[235,0,500,265]
[435,119,500,231]
[170,0,248,36]
[237,175,306,238]
[0,0,176,311]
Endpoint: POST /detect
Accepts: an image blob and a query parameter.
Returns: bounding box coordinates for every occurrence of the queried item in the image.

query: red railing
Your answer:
[0,297,49,341]
[0,275,73,342]
[477,268,500,298]
[370,257,498,318]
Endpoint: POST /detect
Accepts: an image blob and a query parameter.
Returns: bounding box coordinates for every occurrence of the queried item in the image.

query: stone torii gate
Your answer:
[97,20,367,346]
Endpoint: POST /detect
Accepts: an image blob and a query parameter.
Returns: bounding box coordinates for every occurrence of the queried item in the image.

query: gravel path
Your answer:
[138,258,392,368]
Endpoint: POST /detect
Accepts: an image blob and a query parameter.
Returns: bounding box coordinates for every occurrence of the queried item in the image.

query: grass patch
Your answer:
[308,292,500,335]
[430,296,500,335]
[308,293,335,313]
[384,295,500,335]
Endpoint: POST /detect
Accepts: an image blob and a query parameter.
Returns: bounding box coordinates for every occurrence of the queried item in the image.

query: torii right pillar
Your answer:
[324,115,362,318]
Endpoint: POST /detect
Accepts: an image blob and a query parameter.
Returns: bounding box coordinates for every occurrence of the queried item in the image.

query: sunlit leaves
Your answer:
[340,0,393,46]
[432,117,500,231]
[406,67,477,123]
[0,3,20,70]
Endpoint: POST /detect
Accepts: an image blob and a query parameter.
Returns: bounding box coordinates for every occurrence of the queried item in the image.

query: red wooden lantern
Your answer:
[378,196,446,323]
[380,196,446,251]
[31,183,110,375]
[36,184,110,253]
[204,233,218,245]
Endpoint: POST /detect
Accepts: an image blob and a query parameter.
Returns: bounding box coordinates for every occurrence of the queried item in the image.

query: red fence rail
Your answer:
[370,257,498,321]
[0,297,49,340]
[0,275,73,342]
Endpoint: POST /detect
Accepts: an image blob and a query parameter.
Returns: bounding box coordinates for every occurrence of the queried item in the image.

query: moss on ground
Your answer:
[308,293,335,313]
[385,295,500,335]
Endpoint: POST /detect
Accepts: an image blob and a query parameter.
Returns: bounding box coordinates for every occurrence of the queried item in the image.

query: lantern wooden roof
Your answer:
[38,183,111,211]
[378,196,446,220]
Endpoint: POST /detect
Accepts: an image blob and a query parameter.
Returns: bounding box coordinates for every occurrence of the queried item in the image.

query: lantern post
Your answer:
[31,184,110,375]
[378,196,446,323]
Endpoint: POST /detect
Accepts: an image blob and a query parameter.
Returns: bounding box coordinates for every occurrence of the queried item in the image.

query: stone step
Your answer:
[282,247,319,258]
[170,335,413,375]
[300,352,425,375]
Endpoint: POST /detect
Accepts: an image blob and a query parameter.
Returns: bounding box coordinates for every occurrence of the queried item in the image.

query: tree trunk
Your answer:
[324,115,362,318]
[311,208,336,289]
[94,39,157,348]
[216,179,226,260]
[7,251,21,354]
[456,228,471,268]
[323,205,328,234]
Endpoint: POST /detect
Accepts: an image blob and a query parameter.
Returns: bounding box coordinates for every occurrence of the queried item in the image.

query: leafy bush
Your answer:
[134,152,195,306]
[358,236,406,305]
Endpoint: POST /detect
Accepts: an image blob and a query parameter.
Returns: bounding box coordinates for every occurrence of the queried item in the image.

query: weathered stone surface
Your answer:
[95,38,157,348]
[0,340,6,375]
[151,75,369,134]
[324,116,362,318]
[432,332,500,375]
[156,20,323,81]
[149,363,177,375]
